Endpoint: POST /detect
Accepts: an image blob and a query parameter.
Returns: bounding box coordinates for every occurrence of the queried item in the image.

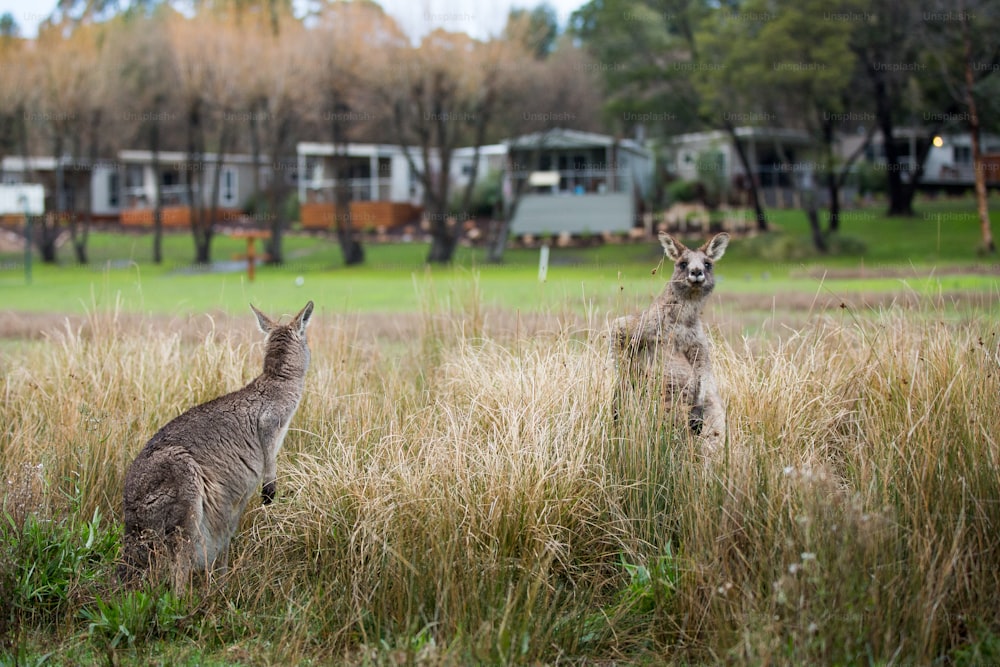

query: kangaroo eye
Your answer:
[705,261,713,271]
[678,261,688,270]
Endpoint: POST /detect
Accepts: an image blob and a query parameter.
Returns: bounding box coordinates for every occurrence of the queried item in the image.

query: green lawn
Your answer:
[1,197,997,316]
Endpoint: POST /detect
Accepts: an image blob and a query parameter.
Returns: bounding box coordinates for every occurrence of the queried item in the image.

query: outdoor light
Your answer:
[932,136,944,147]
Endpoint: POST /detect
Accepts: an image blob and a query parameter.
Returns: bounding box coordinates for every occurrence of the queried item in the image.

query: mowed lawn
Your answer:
[1,197,998,322]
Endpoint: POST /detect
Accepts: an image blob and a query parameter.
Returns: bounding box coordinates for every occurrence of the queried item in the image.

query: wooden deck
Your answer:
[120,206,242,227]
[300,202,421,231]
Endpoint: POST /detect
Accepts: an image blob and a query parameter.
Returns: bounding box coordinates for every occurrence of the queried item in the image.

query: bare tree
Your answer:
[109,10,180,264]
[32,21,105,264]
[848,0,951,217]
[925,0,998,253]
[381,29,513,264]
[168,11,244,264]
[0,15,29,164]
[225,5,309,265]
[305,2,402,266]
[0,24,43,259]
[957,3,997,254]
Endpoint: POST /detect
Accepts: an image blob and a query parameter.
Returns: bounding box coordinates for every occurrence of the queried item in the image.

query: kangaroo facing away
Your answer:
[120,301,314,587]
[611,233,729,451]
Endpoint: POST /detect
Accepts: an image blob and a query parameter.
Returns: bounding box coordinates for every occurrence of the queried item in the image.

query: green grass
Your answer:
[1,197,997,316]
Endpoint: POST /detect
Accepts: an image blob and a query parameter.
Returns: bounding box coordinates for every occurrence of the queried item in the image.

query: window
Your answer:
[126,164,144,189]
[108,171,120,208]
[221,166,238,207]
[953,145,972,164]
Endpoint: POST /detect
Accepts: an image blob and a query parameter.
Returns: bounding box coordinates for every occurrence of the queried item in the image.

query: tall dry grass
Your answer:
[1,297,998,664]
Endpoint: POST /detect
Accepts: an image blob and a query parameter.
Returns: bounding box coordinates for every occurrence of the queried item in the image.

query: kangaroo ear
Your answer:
[703,233,730,261]
[295,301,314,334]
[659,232,686,262]
[250,303,275,334]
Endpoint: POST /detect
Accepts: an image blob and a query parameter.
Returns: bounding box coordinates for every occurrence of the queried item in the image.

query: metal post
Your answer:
[538,244,549,283]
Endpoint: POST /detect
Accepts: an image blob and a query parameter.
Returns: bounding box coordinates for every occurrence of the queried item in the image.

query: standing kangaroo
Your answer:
[120,301,314,587]
[611,233,729,450]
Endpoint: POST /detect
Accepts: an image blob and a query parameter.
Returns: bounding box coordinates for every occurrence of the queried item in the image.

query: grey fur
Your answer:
[120,301,314,587]
[611,233,729,451]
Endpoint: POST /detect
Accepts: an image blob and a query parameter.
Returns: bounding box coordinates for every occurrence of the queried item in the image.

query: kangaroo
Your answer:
[611,233,729,451]
[120,301,314,587]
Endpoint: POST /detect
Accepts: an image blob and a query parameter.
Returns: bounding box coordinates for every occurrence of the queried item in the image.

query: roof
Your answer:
[118,150,269,165]
[669,126,813,146]
[452,144,508,158]
[296,142,412,157]
[504,128,650,156]
[1,156,112,172]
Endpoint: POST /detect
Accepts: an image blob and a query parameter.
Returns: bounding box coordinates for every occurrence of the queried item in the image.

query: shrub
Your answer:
[855,161,887,195]
[0,498,119,634]
[450,168,502,219]
[81,588,186,650]
[741,230,867,260]
[666,179,701,204]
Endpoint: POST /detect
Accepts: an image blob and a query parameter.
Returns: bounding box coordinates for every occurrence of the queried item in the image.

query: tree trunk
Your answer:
[333,152,363,265]
[15,109,54,264]
[832,123,877,233]
[426,119,456,264]
[202,122,232,266]
[329,100,364,267]
[775,139,825,253]
[150,120,163,264]
[724,120,768,231]
[806,191,826,253]
[70,109,102,266]
[38,135,64,263]
[249,98,262,200]
[186,102,209,264]
[961,5,995,253]
[266,114,289,266]
[422,76,460,266]
[871,69,913,217]
[389,94,453,264]
[820,115,840,233]
[827,178,841,233]
[337,227,364,265]
[69,168,89,264]
[266,183,285,266]
[425,194,456,264]
[426,203,457,264]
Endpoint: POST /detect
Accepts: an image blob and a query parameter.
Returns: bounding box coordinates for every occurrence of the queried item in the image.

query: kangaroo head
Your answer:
[251,301,314,378]
[659,232,729,300]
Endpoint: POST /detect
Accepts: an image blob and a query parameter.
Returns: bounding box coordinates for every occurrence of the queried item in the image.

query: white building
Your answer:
[842,129,1000,190]
[502,128,654,236]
